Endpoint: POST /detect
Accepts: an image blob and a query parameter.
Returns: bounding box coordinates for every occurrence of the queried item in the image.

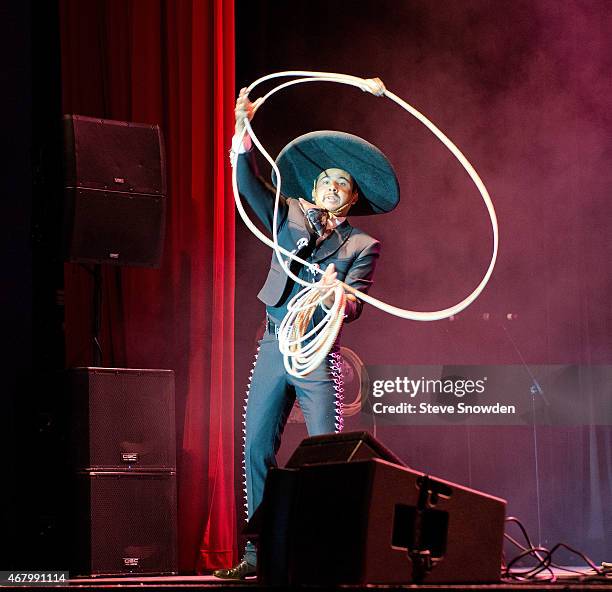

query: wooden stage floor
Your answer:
[11,568,607,591]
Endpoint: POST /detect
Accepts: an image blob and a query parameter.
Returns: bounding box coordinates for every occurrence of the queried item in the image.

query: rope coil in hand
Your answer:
[231,71,499,376]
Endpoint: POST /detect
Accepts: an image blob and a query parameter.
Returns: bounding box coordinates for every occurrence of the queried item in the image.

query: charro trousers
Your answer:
[242,330,344,566]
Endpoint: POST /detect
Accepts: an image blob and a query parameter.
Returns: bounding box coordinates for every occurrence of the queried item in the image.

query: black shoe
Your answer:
[213,559,256,580]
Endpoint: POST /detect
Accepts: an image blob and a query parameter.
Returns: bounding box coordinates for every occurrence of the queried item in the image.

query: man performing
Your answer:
[213,88,400,580]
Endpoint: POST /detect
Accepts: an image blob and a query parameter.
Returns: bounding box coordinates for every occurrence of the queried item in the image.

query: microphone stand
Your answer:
[500,322,549,546]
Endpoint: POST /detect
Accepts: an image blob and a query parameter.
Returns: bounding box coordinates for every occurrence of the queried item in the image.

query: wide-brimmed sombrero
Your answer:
[272,130,400,216]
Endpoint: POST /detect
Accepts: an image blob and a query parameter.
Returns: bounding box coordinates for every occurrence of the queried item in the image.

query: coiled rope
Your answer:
[230,71,499,376]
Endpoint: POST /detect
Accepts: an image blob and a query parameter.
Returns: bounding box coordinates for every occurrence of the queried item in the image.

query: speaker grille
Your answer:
[65,188,165,266]
[64,115,166,194]
[71,368,176,470]
[74,472,177,576]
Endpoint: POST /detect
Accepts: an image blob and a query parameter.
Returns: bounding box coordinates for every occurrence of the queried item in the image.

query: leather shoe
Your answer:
[213,559,256,580]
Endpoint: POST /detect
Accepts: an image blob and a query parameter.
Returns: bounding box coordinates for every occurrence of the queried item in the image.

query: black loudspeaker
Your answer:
[68,368,177,576]
[63,114,167,267]
[256,434,506,586]
[248,430,406,550]
[286,430,405,468]
[69,368,176,470]
[72,472,177,577]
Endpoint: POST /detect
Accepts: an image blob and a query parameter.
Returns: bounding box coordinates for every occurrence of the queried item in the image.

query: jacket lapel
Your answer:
[313,221,354,263]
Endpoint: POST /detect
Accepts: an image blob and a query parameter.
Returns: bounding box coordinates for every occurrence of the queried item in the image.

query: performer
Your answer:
[213,89,400,579]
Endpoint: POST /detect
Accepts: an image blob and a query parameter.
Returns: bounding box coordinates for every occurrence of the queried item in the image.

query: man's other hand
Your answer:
[318,263,357,307]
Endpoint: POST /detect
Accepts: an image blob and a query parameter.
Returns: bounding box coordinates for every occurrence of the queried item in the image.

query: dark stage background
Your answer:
[235,0,612,564]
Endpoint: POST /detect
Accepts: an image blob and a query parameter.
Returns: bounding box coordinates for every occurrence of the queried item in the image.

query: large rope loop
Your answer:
[231,71,499,375]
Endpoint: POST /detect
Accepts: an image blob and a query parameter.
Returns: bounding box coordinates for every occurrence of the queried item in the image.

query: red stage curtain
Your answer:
[59,0,236,572]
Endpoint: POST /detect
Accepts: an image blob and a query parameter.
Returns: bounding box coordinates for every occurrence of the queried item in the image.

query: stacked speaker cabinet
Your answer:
[69,368,177,577]
[63,114,167,267]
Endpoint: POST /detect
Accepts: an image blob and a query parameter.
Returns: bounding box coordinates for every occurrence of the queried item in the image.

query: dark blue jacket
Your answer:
[237,153,381,323]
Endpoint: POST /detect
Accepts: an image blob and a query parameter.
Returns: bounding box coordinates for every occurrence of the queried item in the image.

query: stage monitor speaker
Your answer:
[257,437,506,586]
[286,430,406,468]
[69,368,176,471]
[63,114,167,267]
[72,471,177,577]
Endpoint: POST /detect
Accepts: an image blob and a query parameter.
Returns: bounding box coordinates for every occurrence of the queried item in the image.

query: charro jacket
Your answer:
[237,152,381,323]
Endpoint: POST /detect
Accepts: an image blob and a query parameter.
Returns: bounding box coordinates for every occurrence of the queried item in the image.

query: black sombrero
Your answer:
[272,130,400,216]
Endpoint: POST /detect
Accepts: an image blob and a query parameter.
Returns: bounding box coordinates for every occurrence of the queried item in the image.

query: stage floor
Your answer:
[21,568,607,591]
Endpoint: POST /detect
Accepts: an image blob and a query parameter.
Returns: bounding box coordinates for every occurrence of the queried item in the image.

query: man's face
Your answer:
[312,168,358,214]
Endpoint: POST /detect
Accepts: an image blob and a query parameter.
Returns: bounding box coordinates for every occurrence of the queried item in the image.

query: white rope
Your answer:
[231,71,499,374]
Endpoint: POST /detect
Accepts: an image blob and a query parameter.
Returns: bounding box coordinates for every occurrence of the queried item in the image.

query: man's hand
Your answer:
[319,262,337,288]
[363,77,386,96]
[235,88,260,136]
[318,263,357,308]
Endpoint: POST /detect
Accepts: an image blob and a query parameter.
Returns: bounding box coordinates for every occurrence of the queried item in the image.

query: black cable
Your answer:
[505,545,554,581]
[546,542,603,575]
[505,516,538,550]
[507,516,603,574]
[504,516,554,581]
[502,540,549,579]
[503,516,605,581]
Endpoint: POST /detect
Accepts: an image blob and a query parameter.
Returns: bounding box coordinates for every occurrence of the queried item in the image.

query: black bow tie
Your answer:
[305,208,329,237]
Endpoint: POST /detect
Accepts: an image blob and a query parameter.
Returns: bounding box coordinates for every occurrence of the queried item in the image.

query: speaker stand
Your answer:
[92,263,103,365]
